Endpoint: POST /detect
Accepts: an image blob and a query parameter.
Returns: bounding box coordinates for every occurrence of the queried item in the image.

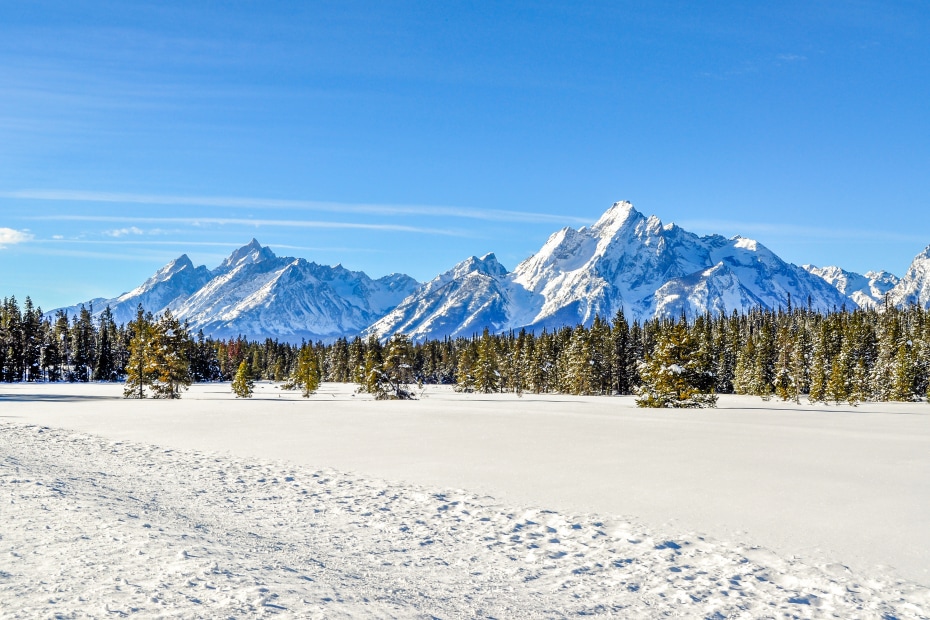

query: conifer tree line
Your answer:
[3,294,929,404]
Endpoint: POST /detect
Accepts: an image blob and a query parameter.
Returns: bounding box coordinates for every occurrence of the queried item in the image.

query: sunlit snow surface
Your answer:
[2,383,929,618]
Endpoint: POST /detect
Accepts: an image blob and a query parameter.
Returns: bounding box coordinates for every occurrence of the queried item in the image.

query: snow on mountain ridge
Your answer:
[53,240,419,343]
[888,244,930,308]
[52,202,930,344]
[370,201,856,341]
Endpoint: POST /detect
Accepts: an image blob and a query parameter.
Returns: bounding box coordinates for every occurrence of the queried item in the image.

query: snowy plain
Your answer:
[2,382,929,618]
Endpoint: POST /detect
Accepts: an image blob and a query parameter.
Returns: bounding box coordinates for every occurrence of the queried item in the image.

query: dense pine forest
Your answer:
[2,295,928,404]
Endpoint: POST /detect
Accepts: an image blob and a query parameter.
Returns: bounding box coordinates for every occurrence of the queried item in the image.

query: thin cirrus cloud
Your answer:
[2,189,591,225]
[103,226,145,237]
[0,227,34,248]
[28,214,467,237]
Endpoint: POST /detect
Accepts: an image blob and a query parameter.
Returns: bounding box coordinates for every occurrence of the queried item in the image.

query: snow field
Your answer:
[2,382,930,617]
[3,422,929,619]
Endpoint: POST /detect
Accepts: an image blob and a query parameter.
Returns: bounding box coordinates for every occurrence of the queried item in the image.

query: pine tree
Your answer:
[92,306,116,381]
[454,340,477,392]
[124,306,156,399]
[21,297,42,382]
[562,326,594,395]
[474,328,500,393]
[636,318,717,408]
[231,360,254,398]
[808,321,829,403]
[70,305,96,382]
[290,344,321,397]
[149,309,192,399]
[377,333,417,399]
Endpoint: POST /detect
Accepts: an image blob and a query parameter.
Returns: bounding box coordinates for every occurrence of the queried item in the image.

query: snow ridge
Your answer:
[52,241,419,343]
[52,201,930,342]
[368,201,853,340]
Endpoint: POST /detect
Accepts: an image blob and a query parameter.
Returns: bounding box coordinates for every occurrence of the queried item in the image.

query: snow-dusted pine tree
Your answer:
[636,318,717,408]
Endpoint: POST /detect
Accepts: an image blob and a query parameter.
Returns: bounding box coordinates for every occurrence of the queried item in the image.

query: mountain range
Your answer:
[55,201,930,342]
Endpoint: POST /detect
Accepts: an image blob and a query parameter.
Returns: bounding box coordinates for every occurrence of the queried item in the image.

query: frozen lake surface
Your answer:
[2,382,929,617]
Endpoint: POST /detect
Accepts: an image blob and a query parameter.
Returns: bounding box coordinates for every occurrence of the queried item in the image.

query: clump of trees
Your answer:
[123,307,192,399]
[3,293,929,406]
[357,334,418,399]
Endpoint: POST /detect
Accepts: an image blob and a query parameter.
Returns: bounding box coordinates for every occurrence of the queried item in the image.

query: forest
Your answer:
[1,295,929,405]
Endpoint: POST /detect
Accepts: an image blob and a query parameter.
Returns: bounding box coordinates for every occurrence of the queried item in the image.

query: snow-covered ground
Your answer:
[2,383,929,618]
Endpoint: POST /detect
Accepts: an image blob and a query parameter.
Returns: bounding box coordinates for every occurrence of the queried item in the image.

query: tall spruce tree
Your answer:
[289,344,321,397]
[149,309,192,399]
[124,306,156,399]
[231,360,254,398]
[636,318,717,408]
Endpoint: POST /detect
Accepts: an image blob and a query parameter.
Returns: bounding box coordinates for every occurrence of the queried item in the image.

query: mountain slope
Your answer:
[53,240,419,342]
[53,202,927,343]
[803,265,899,309]
[366,253,523,341]
[53,254,213,326]
[369,201,853,340]
[888,245,930,308]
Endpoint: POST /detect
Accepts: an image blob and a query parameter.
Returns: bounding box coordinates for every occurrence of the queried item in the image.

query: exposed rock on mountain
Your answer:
[887,245,930,309]
[54,240,419,343]
[368,201,851,340]
[803,265,899,309]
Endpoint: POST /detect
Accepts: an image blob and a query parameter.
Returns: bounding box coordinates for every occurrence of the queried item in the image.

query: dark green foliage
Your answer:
[636,317,718,408]
[2,291,929,405]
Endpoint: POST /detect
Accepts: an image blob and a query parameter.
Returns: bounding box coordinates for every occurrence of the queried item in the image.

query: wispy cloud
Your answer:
[104,226,144,237]
[34,239,384,253]
[28,214,467,236]
[2,189,591,225]
[0,227,34,248]
[776,53,807,63]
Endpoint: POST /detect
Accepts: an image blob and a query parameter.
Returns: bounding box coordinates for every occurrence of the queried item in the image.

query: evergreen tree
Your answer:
[454,340,477,392]
[92,307,117,381]
[636,318,717,408]
[70,305,96,382]
[474,328,500,393]
[149,309,192,399]
[289,344,321,397]
[377,333,417,399]
[231,360,254,398]
[124,306,156,399]
[21,297,42,381]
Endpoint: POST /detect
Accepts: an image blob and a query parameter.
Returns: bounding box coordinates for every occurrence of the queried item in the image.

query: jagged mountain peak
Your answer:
[803,264,900,309]
[216,238,276,273]
[592,200,641,234]
[451,253,508,280]
[150,254,195,280]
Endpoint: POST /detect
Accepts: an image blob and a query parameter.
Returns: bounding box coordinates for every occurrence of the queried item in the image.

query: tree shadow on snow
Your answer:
[0,394,122,402]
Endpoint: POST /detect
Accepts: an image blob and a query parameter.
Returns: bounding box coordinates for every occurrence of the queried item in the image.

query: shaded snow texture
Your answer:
[54,202,930,342]
[3,420,928,618]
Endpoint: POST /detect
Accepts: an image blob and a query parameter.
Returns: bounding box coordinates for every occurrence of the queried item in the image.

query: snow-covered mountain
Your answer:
[367,201,852,340]
[54,240,419,342]
[54,202,930,343]
[802,265,899,309]
[367,253,525,341]
[53,254,213,326]
[887,244,930,308]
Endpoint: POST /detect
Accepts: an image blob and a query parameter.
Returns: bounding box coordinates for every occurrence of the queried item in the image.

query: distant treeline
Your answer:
[2,295,929,404]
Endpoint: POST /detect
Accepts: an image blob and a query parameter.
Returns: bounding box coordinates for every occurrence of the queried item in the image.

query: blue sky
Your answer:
[1,1,928,311]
